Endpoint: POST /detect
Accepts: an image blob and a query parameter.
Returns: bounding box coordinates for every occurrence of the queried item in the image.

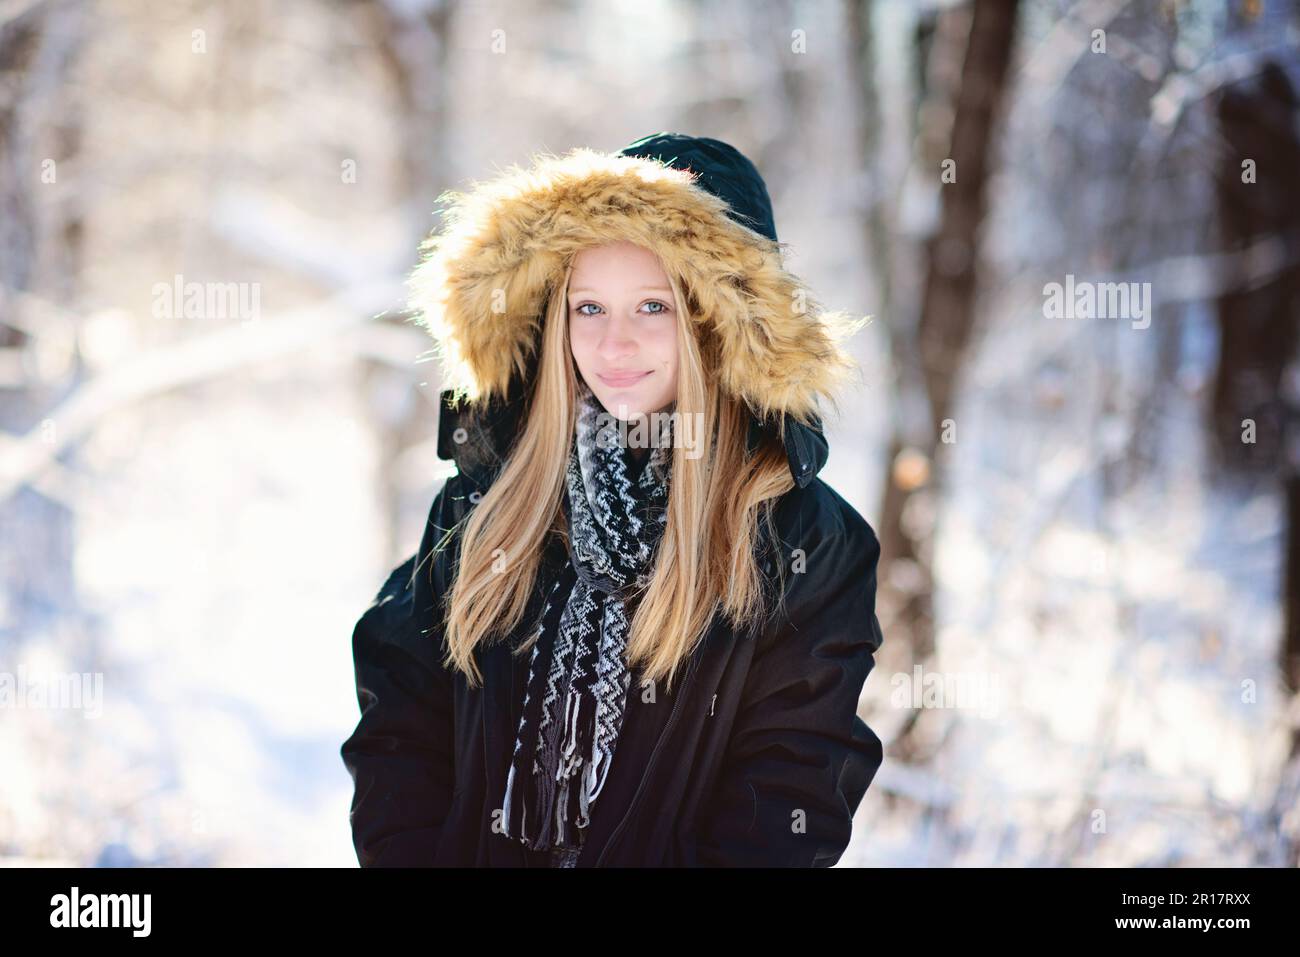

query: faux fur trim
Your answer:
[406,147,867,424]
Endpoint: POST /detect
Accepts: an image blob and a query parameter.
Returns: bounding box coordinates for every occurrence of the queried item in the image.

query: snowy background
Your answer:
[2,0,1297,866]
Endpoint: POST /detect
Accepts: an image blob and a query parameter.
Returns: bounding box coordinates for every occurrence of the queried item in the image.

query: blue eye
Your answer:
[571,300,670,317]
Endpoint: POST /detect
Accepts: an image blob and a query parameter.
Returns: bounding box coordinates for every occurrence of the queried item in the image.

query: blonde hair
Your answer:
[441,260,797,693]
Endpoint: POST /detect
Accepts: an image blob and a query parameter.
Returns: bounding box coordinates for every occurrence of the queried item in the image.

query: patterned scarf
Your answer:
[500,381,674,854]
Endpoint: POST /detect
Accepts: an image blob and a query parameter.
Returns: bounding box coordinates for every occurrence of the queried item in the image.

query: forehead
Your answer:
[568,240,671,291]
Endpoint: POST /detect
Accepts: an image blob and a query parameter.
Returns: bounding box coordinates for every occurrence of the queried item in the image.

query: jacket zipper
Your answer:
[591,655,702,867]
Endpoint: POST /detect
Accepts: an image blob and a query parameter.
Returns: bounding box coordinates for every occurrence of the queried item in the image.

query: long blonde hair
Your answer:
[441,261,798,693]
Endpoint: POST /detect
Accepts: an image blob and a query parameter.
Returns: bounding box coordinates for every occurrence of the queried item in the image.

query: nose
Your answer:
[597,314,639,361]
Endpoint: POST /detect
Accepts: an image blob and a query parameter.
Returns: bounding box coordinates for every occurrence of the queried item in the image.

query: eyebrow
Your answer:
[568,286,674,296]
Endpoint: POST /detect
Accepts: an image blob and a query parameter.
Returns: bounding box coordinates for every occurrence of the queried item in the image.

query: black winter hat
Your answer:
[617,132,779,243]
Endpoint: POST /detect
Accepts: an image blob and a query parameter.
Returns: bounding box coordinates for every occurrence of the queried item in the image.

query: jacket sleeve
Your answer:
[689,511,885,867]
[340,481,460,867]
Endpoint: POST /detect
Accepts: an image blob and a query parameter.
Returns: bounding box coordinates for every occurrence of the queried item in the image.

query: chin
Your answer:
[615,391,679,417]
[595,393,651,421]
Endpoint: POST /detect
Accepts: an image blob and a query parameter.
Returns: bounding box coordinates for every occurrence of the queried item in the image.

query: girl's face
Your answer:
[568,240,678,421]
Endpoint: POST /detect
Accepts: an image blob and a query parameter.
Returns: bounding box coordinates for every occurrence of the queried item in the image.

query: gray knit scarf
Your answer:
[500,381,674,855]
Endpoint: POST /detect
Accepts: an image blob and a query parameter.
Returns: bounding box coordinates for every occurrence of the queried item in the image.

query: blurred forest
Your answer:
[1,0,1298,866]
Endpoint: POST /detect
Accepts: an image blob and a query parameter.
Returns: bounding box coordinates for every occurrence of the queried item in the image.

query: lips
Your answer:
[597,370,652,387]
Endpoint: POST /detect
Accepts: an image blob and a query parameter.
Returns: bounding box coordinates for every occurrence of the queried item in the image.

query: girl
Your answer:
[342,132,885,867]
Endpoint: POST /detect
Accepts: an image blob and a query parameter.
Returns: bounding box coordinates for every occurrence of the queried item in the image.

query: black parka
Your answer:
[340,134,885,866]
[341,386,886,867]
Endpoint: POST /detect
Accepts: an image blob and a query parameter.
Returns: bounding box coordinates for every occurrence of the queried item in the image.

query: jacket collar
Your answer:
[436,383,828,493]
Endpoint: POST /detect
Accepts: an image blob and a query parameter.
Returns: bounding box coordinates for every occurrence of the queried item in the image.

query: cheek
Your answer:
[569,319,595,359]
[651,324,676,368]
[650,329,677,400]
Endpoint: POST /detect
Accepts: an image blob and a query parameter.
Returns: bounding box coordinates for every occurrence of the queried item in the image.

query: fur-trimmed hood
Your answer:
[406,133,866,489]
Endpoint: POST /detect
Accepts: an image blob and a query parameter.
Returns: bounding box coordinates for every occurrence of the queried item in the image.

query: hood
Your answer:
[410,133,859,490]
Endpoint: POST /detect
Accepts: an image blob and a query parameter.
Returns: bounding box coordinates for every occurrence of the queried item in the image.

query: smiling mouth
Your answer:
[598,371,652,386]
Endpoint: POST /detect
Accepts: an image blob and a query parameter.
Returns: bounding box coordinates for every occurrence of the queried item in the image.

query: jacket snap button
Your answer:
[469,490,482,504]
